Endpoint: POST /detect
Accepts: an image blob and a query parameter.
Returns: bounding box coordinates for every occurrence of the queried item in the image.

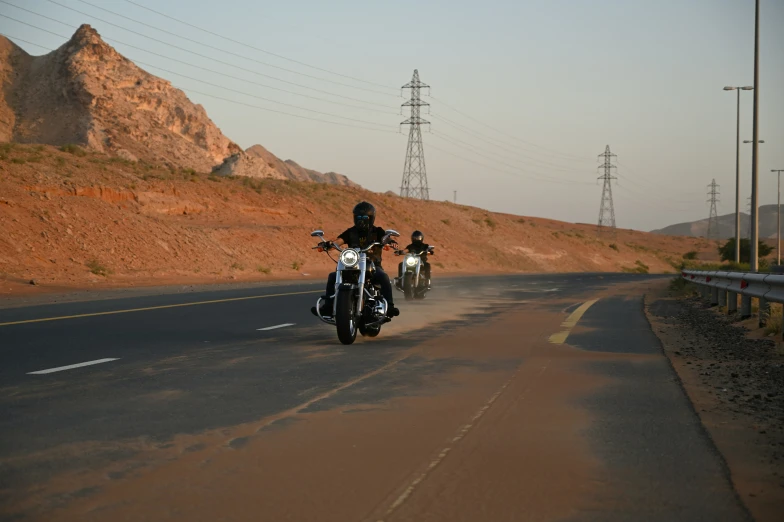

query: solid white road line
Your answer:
[257,323,295,331]
[28,358,119,375]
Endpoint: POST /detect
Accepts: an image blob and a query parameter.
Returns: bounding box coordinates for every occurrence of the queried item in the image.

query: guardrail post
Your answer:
[759,297,770,328]
[710,287,719,307]
[740,295,752,319]
[728,291,738,313]
[718,289,727,308]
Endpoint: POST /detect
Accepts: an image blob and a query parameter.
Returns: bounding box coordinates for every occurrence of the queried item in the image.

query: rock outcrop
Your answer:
[215,144,359,187]
[0,25,358,187]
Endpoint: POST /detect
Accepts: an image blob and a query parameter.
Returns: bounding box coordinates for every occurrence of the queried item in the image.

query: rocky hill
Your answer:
[651,205,781,239]
[214,145,358,187]
[0,145,717,295]
[0,25,357,186]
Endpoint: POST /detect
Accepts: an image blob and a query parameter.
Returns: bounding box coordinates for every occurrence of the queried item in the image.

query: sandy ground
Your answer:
[0,144,718,298]
[645,282,784,522]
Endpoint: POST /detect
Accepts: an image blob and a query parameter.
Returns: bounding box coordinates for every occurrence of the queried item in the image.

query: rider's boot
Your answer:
[387,305,400,318]
[311,298,333,318]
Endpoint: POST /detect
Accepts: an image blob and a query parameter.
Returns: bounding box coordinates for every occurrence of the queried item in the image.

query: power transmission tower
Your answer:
[400,70,430,200]
[597,145,617,234]
[706,179,720,240]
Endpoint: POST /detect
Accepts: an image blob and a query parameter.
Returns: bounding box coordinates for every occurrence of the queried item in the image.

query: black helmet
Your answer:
[352,201,376,231]
[411,230,424,243]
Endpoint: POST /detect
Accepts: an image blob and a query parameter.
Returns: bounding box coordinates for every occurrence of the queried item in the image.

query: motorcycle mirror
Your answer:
[310,230,324,237]
[385,229,400,237]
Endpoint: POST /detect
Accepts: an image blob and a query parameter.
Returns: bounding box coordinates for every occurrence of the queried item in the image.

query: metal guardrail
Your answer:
[681,269,784,331]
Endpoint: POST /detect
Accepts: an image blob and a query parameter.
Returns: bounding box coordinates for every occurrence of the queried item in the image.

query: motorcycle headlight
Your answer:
[405,256,418,267]
[340,249,359,268]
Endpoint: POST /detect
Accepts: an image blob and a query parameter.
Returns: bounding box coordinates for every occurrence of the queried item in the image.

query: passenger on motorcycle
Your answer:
[397,230,432,289]
[311,201,400,319]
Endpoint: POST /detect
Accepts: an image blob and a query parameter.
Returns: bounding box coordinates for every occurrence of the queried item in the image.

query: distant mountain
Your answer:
[0,25,357,186]
[651,204,782,239]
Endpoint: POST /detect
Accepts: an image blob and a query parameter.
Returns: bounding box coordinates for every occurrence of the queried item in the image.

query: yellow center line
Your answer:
[0,290,322,327]
[548,299,599,344]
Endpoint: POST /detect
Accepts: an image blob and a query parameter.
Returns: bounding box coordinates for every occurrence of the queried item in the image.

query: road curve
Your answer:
[0,274,751,521]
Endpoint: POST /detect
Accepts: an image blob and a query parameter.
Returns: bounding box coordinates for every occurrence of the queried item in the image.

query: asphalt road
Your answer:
[0,273,751,521]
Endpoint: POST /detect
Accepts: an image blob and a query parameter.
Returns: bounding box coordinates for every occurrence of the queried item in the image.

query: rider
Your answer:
[312,201,400,318]
[397,230,432,289]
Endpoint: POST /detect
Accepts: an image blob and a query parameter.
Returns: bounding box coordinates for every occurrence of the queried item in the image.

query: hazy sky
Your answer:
[2,0,783,231]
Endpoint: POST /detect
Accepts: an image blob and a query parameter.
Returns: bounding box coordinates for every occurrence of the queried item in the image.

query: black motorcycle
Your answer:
[311,229,400,345]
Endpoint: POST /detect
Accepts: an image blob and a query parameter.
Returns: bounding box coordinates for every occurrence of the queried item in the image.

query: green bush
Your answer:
[682,251,698,260]
[718,238,773,263]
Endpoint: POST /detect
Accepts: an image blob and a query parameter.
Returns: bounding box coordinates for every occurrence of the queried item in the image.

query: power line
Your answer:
[430,112,589,169]
[429,94,595,162]
[1,1,399,109]
[428,136,593,186]
[0,31,401,134]
[42,0,399,98]
[431,132,589,184]
[121,0,399,92]
[135,61,398,115]
[431,114,591,175]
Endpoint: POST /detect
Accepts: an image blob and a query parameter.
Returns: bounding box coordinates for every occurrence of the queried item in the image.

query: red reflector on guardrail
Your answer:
[741,280,748,289]
[691,275,695,279]
[682,272,686,277]
[706,276,712,282]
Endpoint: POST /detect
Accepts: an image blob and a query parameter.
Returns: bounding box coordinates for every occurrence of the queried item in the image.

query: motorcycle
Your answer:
[311,229,400,345]
[394,246,435,301]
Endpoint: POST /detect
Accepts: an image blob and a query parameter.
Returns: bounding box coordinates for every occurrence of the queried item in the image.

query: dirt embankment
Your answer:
[0,145,716,296]
[646,287,784,522]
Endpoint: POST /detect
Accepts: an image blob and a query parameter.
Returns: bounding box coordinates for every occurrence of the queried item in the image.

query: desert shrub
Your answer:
[668,276,694,296]
[86,259,110,276]
[683,251,698,260]
[60,144,87,157]
[764,304,783,336]
[291,261,302,271]
[257,266,271,274]
[441,219,450,225]
[609,243,619,251]
[230,262,244,271]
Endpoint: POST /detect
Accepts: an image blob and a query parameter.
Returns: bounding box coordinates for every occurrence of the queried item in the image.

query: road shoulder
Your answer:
[644,281,784,522]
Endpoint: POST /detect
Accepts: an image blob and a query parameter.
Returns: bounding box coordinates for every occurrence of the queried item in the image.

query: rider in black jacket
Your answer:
[397,230,432,289]
[311,201,400,318]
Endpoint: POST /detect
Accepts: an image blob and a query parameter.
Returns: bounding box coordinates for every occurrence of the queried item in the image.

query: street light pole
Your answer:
[724,85,754,262]
[750,0,761,272]
[774,169,784,266]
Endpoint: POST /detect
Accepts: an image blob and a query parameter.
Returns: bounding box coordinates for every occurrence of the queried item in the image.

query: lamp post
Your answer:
[750,0,761,272]
[773,169,784,267]
[724,86,754,263]
[743,140,764,249]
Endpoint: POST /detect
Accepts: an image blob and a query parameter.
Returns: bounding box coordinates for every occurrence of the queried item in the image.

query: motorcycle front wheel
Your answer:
[403,273,414,301]
[335,287,358,345]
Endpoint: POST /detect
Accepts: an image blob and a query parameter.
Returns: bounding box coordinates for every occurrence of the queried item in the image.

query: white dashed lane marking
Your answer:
[28,358,120,375]
[257,323,296,331]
